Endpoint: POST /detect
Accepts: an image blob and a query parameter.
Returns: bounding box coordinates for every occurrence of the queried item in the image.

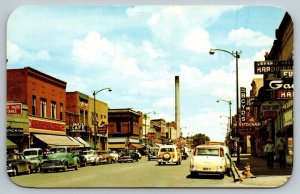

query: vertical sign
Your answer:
[240,87,246,123]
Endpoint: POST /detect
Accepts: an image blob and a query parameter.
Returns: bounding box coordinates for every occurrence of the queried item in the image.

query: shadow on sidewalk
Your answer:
[235,155,293,176]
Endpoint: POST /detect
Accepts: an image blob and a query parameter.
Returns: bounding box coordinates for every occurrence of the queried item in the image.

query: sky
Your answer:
[6,5,286,141]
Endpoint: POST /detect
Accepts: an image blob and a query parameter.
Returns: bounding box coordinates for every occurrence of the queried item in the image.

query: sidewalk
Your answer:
[234,153,293,176]
[232,154,293,187]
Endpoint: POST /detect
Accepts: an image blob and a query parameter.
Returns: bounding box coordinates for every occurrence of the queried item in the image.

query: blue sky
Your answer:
[7,5,286,141]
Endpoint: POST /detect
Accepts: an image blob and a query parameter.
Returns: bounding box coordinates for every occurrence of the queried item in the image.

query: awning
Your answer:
[34,134,81,147]
[129,143,144,149]
[108,143,126,149]
[7,139,17,149]
[74,137,90,147]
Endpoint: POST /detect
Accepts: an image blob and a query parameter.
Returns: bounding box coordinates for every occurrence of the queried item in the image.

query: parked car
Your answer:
[189,144,232,178]
[108,150,120,162]
[148,147,159,161]
[41,146,80,172]
[7,153,32,176]
[157,145,182,165]
[71,150,87,167]
[97,150,114,164]
[127,149,140,161]
[23,148,44,173]
[83,150,99,165]
[118,149,135,163]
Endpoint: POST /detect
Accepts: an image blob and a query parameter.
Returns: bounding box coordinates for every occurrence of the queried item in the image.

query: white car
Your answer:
[190,144,232,178]
[83,150,99,165]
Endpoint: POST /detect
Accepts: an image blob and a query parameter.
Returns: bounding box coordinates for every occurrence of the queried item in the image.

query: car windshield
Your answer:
[160,148,174,152]
[50,148,66,153]
[7,154,21,160]
[83,151,92,155]
[24,150,37,156]
[196,148,220,156]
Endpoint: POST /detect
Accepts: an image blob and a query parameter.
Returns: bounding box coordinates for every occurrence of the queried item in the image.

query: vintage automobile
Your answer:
[97,150,114,164]
[83,150,99,165]
[7,153,32,176]
[189,144,232,178]
[118,149,140,163]
[23,148,44,173]
[71,150,87,167]
[40,146,80,172]
[108,150,120,162]
[157,145,182,165]
[148,147,159,161]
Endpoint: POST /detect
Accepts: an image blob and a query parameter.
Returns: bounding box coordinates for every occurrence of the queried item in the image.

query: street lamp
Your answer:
[217,99,232,133]
[144,111,156,146]
[93,87,112,150]
[210,48,241,164]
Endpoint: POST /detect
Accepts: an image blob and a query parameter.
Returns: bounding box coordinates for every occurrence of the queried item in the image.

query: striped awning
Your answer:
[74,137,90,147]
[34,134,81,147]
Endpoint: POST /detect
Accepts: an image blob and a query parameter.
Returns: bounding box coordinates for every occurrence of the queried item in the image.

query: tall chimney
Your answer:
[175,76,180,138]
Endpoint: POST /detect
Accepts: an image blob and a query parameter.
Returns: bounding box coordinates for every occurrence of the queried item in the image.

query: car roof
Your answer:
[195,144,228,149]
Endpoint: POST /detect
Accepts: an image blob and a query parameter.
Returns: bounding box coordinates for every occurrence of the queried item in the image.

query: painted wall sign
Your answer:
[29,119,65,132]
[7,103,22,115]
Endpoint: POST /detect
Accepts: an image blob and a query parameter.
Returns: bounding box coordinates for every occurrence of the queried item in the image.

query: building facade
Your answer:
[107,108,142,150]
[7,67,80,150]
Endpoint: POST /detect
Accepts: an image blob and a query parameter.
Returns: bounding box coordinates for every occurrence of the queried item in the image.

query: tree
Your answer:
[192,133,210,147]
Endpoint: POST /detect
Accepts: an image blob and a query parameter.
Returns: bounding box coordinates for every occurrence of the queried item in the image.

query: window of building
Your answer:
[40,98,47,118]
[32,95,36,115]
[116,122,121,133]
[60,103,63,120]
[51,101,56,119]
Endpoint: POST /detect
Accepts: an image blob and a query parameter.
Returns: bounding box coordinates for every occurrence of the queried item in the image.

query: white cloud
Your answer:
[182,28,212,53]
[7,41,22,63]
[228,28,274,47]
[35,50,50,61]
[142,41,163,59]
[153,97,175,108]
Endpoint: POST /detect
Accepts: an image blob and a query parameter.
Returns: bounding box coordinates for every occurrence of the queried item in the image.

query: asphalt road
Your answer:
[8,156,252,188]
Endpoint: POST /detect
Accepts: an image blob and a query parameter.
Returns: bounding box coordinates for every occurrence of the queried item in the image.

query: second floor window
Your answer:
[60,103,63,120]
[40,98,47,118]
[32,95,36,115]
[51,101,56,119]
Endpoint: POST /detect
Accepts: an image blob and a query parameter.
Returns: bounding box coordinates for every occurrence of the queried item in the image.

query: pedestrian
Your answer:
[276,137,287,168]
[264,139,275,168]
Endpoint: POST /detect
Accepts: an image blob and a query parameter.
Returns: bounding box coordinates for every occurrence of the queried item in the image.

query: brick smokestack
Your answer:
[175,76,180,138]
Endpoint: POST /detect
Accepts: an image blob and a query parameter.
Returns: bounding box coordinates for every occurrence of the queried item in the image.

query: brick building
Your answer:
[107,108,143,150]
[7,67,80,150]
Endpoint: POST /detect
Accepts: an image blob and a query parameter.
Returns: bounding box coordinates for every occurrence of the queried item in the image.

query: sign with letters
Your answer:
[254,60,293,74]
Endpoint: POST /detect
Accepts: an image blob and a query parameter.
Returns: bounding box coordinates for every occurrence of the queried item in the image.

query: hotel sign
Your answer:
[240,87,246,123]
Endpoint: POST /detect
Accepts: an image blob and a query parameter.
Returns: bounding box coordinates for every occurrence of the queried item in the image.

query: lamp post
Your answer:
[217,99,232,134]
[93,87,112,150]
[210,48,241,164]
[144,111,156,146]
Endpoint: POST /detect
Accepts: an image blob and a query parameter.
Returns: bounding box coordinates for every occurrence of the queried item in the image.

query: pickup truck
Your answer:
[41,146,80,172]
[23,148,44,173]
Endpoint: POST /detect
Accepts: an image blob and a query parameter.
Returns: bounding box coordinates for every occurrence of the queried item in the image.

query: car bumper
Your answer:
[157,159,178,163]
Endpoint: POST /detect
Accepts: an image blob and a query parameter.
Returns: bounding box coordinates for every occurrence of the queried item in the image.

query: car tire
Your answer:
[12,168,18,176]
[35,166,41,173]
[63,164,68,172]
[75,163,79,170]
[190,172,198,177]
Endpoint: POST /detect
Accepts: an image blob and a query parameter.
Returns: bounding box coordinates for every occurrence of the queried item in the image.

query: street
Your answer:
[9,156,254,188]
